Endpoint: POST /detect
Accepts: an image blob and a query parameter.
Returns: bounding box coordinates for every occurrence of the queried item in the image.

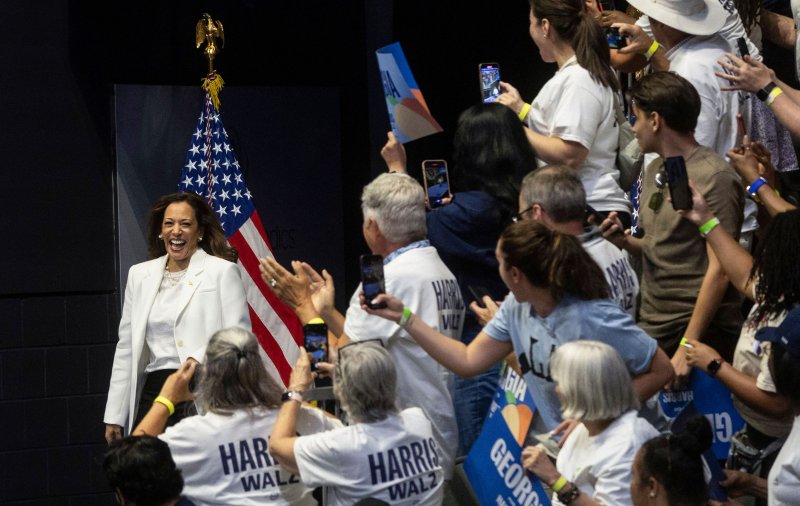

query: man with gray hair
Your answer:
[260,172,463,479]
[517,166,639,317]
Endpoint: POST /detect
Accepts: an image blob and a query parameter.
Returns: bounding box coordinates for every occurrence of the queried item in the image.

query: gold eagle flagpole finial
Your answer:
[196,13,225,109]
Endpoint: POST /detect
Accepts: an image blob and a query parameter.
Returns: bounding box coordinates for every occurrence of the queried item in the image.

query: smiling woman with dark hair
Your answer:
[104,192,251,445]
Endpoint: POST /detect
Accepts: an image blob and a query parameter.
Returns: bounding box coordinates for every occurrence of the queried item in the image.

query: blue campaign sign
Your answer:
[658,370,746,460]
[464,367,551,506]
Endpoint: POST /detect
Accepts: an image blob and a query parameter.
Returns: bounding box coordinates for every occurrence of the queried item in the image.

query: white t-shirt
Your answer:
[553,411,659,506]
[526,56,629,214]
[768,415,800,506]
[344,244,463,478]
[293,407,445,506]
[733,304,794,438]
[160,406,340,506]
[580,225,638,318]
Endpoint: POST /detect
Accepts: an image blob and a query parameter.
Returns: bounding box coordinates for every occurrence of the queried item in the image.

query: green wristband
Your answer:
[398,307,413,329]
[699,217,720,236]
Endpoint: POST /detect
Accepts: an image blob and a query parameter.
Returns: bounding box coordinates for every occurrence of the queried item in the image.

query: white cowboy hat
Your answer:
[626,0,727,36]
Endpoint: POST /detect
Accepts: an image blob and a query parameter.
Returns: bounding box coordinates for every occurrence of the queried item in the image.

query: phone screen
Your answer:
[606,26,626,49]
[303,323,328,365]
[664,156,692,210]
[479,63,501,103]
[422,159,451,208]
[360,254,387,309]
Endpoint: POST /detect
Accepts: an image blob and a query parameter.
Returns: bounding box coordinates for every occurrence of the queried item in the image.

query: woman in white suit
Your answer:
[104,192,251,444]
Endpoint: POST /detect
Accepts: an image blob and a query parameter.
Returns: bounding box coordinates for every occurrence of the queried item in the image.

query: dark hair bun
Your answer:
[675,415,712,458]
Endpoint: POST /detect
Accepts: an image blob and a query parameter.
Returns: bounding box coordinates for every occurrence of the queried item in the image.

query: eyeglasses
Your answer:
[512,204,539,223]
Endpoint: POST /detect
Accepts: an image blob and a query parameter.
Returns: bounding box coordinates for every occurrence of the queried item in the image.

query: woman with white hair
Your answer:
[269,341,445,506]
[133,327,339,506]
[522,340,659,506]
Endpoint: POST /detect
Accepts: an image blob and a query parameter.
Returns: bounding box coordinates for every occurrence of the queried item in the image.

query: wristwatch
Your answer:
[756,82,777,102]
[707,358,723,377]
[281,390,304,403]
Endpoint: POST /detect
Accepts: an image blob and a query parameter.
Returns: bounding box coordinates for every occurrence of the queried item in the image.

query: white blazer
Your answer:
[103,249,251,431]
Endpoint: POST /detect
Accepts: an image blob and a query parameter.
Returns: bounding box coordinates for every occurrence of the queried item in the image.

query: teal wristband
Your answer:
[398,307,413,329]
[699,217,720,236]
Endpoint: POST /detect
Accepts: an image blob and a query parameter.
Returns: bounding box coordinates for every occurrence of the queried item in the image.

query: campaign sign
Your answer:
[464,367,551,506]
[658,370,745,460]
[375,42,443,143]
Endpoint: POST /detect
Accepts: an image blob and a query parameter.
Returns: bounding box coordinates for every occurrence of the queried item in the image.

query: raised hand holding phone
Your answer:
[421,160,452,209]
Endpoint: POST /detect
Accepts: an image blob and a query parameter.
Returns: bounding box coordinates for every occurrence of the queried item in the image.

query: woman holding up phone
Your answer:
[381,102,535,455]
[497,0,631,227]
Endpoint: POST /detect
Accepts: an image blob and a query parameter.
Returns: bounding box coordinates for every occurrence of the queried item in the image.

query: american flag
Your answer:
[178,91,302,385]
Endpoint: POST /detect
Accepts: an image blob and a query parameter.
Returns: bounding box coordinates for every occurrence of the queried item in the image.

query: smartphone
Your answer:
[479,62,501,103]
[303,322,329,366]
[360,254,387,309]
[468,285,492,308]
[421,159,451,209]
[664,156,693,210]
[606,26,627,49]
[737,37,749,58]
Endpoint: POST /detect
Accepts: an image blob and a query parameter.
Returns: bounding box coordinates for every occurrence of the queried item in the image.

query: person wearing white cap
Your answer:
[621,0,741,163]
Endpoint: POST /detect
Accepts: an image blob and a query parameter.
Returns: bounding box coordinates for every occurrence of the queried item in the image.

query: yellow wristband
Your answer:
[518,103,531,122]
[766,87,783,107]
[679,337,688,347]
[154,396,175,416]
[306,317,325,325]
[644,40,659,61]
[552,475,568,493]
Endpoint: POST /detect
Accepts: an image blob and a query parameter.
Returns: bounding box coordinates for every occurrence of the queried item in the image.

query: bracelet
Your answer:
[746,177,768,197]
[557,483,581,505]
[644,40,659,61]
[766,86,783,107]
[679,336,688,347]
[153,396,175,416]
[699,217,720,236]
[552,475,568,493]
[305,317,325,325]
[398,307,413,329]
[518,103,531,122]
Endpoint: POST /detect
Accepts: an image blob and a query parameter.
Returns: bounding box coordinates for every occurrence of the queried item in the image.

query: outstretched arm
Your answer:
[132,360,196,436]
[364,293,512,377]
[677,180,756,299]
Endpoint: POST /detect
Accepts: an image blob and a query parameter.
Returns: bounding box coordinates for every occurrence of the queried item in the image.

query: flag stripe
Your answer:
[230,228,303,346]
[230,232,301,379]
[178,92,303,387]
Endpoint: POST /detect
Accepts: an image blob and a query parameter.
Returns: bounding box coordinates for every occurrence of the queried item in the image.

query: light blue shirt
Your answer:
[483,295,657,430]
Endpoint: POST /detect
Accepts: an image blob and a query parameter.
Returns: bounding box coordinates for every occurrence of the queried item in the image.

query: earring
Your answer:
[158,234,163,239]
[199,236,203,241]
[649,492,656,498]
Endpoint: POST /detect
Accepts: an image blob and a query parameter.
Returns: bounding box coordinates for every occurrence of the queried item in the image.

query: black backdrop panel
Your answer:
[114,85,345,303]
